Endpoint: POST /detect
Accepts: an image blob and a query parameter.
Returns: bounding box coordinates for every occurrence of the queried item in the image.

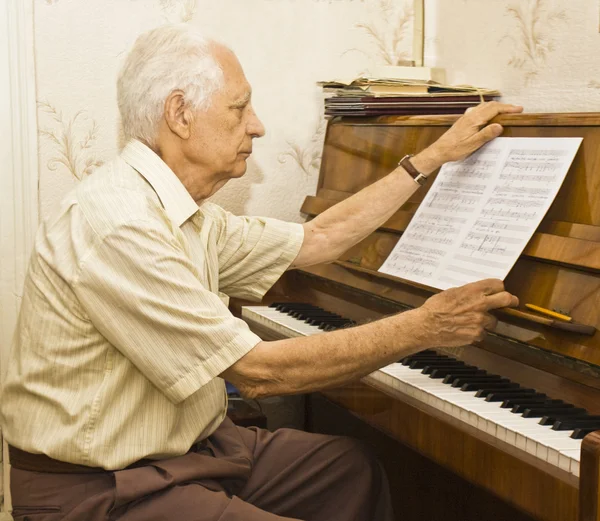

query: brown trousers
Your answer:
[10,417,393,521]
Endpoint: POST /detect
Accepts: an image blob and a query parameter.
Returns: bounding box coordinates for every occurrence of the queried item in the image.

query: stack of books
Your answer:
[318,78,500,117]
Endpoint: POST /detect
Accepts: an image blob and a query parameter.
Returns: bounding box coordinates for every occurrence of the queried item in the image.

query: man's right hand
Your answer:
[416,279,518,347]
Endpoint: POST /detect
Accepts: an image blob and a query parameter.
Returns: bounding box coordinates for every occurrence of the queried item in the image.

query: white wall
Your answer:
[35,1,600,224]
[34,0,419,222]
[426,0,600,112]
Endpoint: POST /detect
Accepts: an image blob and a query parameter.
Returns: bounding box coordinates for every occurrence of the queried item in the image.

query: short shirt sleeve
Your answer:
[73,217,263,404]
[203,203,304,301]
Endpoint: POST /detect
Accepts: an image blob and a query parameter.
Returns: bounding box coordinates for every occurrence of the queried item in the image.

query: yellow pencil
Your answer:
[525,303,572,322]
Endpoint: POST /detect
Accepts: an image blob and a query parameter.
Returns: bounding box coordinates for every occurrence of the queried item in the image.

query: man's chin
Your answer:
[231,161,248,178]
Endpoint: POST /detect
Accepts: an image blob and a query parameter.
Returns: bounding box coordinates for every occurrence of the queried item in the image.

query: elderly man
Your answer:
[2,24,521,521]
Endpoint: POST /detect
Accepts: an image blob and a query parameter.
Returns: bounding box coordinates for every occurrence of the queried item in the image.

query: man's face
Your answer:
[184,45,265,198]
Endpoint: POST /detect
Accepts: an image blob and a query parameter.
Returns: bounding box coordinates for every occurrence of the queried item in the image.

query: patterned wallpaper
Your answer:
[34,0,416,222]
[35,0,600,223]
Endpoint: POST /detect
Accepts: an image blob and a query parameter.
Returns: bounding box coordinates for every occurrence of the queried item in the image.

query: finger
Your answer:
[467,102,523,126]
[483,313,498,331]
[463,278,505,295]
[472,123,504,145]
[484,291,519,310]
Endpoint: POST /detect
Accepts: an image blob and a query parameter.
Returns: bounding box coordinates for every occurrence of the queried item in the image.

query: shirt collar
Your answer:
[120,140,199,227]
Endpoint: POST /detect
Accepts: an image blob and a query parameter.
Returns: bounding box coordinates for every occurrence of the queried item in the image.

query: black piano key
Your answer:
[411,360,464,370]
[462,382,519,392]
[475,387,534,398]
[299,312,341,319]
[444,375,505,386]
[403,356,451,366]
[537,409,589,425]
[401,351,448,359]
[429,368,486,379]
[538,407,590,424]
[278,304,320,313]
[318,322,352,330]
[511,400,567,414]
[572,427,600,439]
[298,309,343,320]
[421,363,469,374]
[312,317,348,324]
[500,395,550,409]
[522,406,583,418]
[268,303,356,331]
[401,356,452,366]
[398,348,590,436]
[271,302,315,310]
[485,390,540,402]
[552,416,600,430]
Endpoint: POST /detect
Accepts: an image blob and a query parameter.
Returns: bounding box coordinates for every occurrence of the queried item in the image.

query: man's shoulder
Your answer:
[75,156,166,237]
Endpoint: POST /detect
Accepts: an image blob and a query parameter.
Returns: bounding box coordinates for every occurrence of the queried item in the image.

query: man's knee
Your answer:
[328,436,386,487]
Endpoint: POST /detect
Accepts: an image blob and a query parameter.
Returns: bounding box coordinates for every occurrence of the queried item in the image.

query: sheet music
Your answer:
[379,137,582,290]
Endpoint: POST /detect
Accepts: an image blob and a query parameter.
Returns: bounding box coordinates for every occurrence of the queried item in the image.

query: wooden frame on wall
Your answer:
[413,0,425,66]
[0,0,39,513]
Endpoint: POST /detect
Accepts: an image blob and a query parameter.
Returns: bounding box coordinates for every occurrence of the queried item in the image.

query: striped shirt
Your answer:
[0,140,304,470]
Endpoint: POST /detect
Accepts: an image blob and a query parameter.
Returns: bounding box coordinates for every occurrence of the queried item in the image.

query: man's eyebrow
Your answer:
[230,91,252,108]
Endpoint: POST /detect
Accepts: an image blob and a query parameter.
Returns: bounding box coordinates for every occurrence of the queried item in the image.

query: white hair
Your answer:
[117,24,225,147]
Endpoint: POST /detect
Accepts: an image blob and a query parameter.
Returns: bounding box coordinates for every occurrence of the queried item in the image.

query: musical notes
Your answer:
[379,137,582,289]
[486,197,544,209]
[480,208,536,221]
[492,185,552,196]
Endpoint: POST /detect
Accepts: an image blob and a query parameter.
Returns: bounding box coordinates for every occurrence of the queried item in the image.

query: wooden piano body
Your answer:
[240,113,600,521]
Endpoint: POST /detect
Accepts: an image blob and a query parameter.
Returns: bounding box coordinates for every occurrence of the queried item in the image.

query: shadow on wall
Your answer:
[208,157,265,216]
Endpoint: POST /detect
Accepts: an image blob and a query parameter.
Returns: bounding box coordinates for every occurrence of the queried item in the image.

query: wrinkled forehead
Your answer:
[210,43,251,101]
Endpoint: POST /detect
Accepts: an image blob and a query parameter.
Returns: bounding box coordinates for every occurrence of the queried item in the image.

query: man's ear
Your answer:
[164,90,192,140]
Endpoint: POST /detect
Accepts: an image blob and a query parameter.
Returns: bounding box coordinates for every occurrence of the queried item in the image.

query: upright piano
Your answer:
[237,113,600,521]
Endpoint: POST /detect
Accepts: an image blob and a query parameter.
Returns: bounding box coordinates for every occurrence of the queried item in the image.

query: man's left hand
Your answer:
[412,101,524,175]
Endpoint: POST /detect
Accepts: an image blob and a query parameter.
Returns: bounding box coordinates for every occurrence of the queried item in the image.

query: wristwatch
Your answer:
[399,154,428,186]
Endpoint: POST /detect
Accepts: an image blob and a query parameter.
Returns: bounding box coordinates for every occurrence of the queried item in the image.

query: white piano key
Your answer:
[370,363,585,473]
[245,310,583,477]
[561,449,581,476]
[242,306,325,337]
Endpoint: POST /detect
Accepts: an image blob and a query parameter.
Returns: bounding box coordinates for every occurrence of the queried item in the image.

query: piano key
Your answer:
[551,417,600,430]
[244,308,584,477]
[429,368,486,379]
[413,359,465,369]
[560,449,581,475]
[511,401,568,414]
[462,382,519,392]
[537,410,589,425]
[375,363,582,473]
[485,391,541,402]
[571,427,600,439]
[475,386,529,397]
[446,375,506,386]
[522,407,584,418]
[241,306,325,337]
[500,397,557,409]
[403,357,452,366]
[401,353,449,364]
[270,302,316,309]
[422,363,470,374]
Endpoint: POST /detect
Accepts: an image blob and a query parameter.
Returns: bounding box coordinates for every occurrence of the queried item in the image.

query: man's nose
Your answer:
[247,107,266,138]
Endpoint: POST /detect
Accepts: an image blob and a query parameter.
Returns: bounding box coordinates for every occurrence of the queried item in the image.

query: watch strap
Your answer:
[399,154,428,186]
